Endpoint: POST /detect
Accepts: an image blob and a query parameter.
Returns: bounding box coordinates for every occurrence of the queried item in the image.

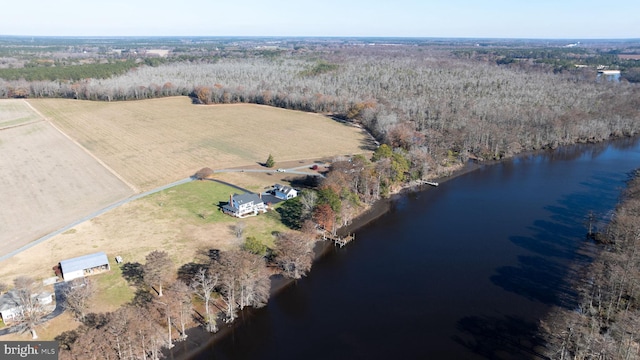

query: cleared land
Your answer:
[0,97,368,338]
[0,101,134,259]
[28,97,373,191]
[0,180,288,286]
[0,99,43,128]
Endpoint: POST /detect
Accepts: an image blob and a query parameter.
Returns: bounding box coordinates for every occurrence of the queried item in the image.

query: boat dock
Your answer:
[334,234,355,248]
[323,232,356,248]
[417,180,439,187]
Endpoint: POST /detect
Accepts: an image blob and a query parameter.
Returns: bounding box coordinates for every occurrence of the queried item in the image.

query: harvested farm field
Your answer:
[0,98,43,128]
[0,100,134,259]
[28,97,374,191]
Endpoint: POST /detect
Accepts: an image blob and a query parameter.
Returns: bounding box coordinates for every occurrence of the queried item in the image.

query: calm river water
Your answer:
[186,138,640,359]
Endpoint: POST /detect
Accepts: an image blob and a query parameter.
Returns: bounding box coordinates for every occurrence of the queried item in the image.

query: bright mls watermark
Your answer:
[1,341,58,360]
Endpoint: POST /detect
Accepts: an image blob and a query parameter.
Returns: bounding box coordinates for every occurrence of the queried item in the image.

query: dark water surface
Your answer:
[189,138,640,359]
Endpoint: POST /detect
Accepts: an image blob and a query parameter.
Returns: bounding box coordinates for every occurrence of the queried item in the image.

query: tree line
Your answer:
[1,46,638,171]
[0,224,319,360]
[541,170,640,359]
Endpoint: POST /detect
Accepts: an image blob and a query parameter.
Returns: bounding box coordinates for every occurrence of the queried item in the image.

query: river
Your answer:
[184,138,640,359]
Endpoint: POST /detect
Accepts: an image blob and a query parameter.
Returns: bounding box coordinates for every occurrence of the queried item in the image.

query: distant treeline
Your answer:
[0,60,138,81]
[1,46,639,170]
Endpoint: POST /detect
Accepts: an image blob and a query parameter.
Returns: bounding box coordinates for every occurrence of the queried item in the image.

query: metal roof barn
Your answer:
[59,252,110,281]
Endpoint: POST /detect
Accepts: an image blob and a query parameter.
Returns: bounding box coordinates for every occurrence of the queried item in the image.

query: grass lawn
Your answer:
[0,99,42,128]
[144,180,288,251]
[147,180,239,224]
[90,264,135,313]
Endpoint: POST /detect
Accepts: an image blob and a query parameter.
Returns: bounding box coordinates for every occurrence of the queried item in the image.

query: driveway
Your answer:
[0,282,67,336]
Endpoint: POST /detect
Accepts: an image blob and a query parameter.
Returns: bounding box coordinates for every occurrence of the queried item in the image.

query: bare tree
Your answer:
[166,280,192,339]
[273,232,316,279]
[211,250,271,323]
[190,267,219,332]
[13,276,48,339]
[63,278,96,322]
[143,250,174,297]
[233,221,247,240]
[298,189,318,218]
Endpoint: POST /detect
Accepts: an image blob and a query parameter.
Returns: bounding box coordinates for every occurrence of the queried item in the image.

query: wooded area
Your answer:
[1,39,639,172]
[2,37,640,358]
[542,170,640,359]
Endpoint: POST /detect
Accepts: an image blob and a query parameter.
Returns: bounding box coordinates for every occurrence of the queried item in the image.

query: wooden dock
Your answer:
[333,234,355,248]
[415,179,439,187]
[323,232,355,248]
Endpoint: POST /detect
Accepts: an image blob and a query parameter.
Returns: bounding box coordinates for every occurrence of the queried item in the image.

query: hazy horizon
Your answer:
[1,0,638,39]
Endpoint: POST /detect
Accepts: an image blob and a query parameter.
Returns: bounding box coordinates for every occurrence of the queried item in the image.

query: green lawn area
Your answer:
[147,180,240,223]
[90,180,290,311]
[146,180,288,247]
[91,263,135,312]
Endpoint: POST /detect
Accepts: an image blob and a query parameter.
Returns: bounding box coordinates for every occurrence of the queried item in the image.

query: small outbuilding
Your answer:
[273,184,298,200]
[59,252,110,281]
[0,291,22,322]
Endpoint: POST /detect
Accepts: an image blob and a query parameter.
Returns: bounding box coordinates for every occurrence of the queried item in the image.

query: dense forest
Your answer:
[2,37,640,358]
[1,38,640,173]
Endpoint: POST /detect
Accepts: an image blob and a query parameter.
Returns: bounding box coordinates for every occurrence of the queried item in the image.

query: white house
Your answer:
[59,252,111,281]
[273,184,298,200]
[0,290,53,323]
[0,291,22,322]
[222,193,267,218]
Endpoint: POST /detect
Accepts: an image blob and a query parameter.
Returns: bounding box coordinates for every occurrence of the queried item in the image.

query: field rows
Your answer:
[29,97,371,191]
[0,116,134,259]
[0,99,43,128]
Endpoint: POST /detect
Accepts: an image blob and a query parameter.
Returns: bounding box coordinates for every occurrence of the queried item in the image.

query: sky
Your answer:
[1,0,638,39]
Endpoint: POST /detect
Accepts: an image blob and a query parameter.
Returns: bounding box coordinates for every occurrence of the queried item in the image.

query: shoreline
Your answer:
[164,136,639,358]
[166,161,484,360]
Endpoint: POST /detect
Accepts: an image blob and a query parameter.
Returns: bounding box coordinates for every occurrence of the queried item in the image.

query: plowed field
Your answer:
[0,101,134,259]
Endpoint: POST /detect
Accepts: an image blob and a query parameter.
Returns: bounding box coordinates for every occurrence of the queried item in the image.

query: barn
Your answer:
[59,252,110,281]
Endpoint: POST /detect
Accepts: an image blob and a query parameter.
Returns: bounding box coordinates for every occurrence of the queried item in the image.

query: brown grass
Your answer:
[0,102,134,259]
[0,180,287,286]
[0,99,42,128]
[0,312,79,341]
[28,97,373,191]
[0,97,369,341]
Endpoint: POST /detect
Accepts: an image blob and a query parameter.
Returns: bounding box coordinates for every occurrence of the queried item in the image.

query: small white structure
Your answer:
[59,252,110,281]
[222,193,267,218]
[0,291,53,323]
[0,291,22,322]
[273,184,298,200]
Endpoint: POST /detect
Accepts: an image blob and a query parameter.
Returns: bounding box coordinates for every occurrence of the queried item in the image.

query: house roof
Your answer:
[233,193,263,206]
[60,252,109,273]
[222,204,237,213]
[0,291,20,312]
[274,184,296,194]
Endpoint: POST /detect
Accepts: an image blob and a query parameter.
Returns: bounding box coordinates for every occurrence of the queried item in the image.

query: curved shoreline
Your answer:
[166,138,636,359]
[165,161,484,360]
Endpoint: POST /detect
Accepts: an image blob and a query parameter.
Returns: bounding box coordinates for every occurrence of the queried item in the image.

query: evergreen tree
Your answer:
[265,154,275,168]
